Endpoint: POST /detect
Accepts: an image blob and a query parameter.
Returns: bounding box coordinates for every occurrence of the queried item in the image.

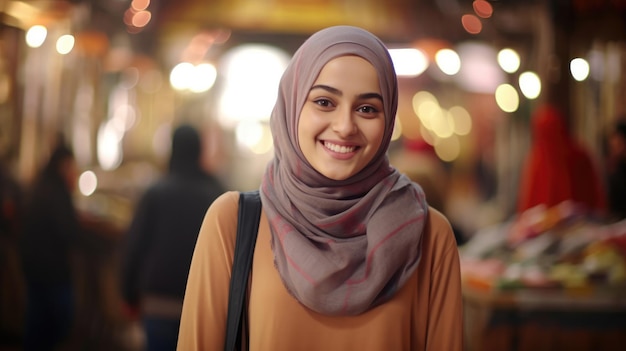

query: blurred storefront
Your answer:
[0,0,624,227]
[1,0,626,350]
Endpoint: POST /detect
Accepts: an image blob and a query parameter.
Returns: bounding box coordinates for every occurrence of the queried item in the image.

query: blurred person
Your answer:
[178,26,463,350]
[120,124,226,351]
[0,159,24,345]
[606,119,626,219]
[0,159,22,241]
[517,104,607,215]
[390,139,467,245]
[18,142,81,351]
[390,139,448,212]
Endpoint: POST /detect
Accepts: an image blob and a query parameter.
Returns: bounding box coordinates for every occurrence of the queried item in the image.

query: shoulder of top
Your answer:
[426,206,453,232]
[203,191,242,229]
[212,190,241,208]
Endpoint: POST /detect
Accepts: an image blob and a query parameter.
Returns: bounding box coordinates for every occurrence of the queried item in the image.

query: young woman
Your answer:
[177,25,463,351]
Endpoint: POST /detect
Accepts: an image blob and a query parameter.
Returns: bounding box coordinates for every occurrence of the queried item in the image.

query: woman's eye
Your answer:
[358,105,378,114]
[314,98,332,107]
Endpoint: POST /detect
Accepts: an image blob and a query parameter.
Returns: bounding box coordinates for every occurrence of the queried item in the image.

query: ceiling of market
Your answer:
[2,0,625,65]
[2,0,540,50]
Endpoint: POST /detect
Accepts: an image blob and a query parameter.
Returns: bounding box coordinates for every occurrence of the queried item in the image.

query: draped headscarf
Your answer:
[259,26,428,315]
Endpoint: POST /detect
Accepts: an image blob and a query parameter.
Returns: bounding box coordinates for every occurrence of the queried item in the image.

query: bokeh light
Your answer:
[236,121,273,154]
[431,108,454,138]
[131,0,150,11]
[78,171,98,196]
[217,44,290,128]
[518,71,541,99]
[461,14,482,34]
[448,106,472,136]
[170,62,195,90]
[495,84,520,112]
[456,42,504,93]
[389,48,429,77]
[497,48,521,73]
[131,11,152,28]
[570,57,590,81]
[56,35,75,55]
[434,135,461,162]
[97,121,123,171]
[392,116,403,141]
[473,0,493,18]
[25,25,47,48]
[435,48,461,75]
[189,63,217,93]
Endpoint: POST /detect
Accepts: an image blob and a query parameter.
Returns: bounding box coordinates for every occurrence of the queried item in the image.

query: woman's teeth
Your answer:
[324,141,355,153]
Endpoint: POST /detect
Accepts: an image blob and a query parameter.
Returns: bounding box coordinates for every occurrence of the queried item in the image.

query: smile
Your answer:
[323,141,356,154]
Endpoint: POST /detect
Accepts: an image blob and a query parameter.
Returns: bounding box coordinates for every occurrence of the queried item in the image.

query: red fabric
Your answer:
[517,104,606,213]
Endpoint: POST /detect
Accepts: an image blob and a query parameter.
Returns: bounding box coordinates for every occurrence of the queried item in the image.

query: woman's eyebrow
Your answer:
[359,92,383,102]
[310,85,383,102]
[310,84,341,95]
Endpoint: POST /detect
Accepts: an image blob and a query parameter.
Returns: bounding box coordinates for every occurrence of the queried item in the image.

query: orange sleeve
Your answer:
[177,191,240,351]
[425,210,465,351]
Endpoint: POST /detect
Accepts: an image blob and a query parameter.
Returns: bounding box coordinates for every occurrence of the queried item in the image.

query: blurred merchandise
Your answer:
[461,201,626,351]
[462,201,626,293]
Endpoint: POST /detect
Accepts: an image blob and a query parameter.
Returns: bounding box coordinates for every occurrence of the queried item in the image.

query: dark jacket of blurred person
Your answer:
[606,120,626,219]
[19,142,80,351]
[121,124,226,351]
[0,160,24,340]
[0,161,22,241]
[517,104,607,215]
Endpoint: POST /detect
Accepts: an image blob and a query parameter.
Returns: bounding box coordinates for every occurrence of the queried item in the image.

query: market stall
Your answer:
[460,201,626,351]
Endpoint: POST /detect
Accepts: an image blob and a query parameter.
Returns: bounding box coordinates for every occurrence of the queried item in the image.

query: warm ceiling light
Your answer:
[131,0,150,11]
[388,48,429,77]
[25,25,47,48]
[56,34,75,55]
[497,48,521,73]
[131,10,151,28]
[435,49,461,75]
[473,0,493,18]
[570,58,590,81]
[461,14,482,34]
[518,71,541,99]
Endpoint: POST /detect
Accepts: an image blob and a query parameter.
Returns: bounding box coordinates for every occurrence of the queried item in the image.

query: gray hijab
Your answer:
[259,25,428,315]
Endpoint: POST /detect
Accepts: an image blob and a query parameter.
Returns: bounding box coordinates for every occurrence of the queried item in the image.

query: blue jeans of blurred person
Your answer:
[23,282,74,351]
[143,316,180,351]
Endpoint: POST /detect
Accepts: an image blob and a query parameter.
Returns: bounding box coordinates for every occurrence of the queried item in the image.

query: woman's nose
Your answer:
[332,109,357,137]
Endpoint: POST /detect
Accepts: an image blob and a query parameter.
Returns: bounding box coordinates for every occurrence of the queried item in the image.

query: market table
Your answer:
[463,283,626,351]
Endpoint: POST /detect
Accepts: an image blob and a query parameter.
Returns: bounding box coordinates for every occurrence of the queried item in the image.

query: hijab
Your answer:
[259,26,428,315]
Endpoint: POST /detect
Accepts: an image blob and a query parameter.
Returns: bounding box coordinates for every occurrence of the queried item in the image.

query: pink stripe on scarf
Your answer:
[340,214,424,312]
[272,215,317,286]
[346,214,425,285]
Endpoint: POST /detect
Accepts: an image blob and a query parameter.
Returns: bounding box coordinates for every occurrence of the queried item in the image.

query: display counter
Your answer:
[460,204,626,351]
[463,280,626,351]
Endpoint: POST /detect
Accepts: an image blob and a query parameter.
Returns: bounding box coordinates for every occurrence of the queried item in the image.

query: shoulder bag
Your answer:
[224,190,262,351]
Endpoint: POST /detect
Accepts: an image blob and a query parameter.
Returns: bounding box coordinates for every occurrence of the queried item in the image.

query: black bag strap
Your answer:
[224,190,262,351]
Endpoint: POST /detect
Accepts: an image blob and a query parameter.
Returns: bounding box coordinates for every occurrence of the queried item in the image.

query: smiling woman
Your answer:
[177,25,463,351]
[297,56,385,181]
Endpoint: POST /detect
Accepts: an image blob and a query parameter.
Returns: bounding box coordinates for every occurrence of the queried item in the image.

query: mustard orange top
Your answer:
[177,191,464,351]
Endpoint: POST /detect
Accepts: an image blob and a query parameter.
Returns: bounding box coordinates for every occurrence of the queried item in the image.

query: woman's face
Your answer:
[297,55,385,181]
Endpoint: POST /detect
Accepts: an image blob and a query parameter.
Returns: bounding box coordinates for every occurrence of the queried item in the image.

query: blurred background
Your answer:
[0,0,625,350]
